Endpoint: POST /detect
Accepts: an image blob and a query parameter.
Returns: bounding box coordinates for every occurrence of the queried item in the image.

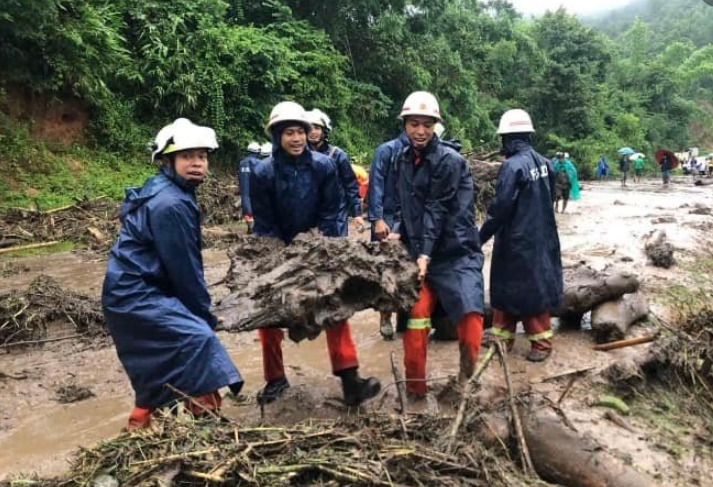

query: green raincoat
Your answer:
[554,159,580,200]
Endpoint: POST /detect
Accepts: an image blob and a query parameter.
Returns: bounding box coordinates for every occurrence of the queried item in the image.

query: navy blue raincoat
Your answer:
[367,133,410,241]
[392,137,485,324]
[102,166,243,409]
[250,144,342,244]
[479,138,563,316]
[313,143,361,236]
[238,153,261,216]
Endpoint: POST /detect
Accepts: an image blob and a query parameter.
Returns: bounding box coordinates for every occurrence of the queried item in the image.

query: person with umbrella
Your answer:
[656,149,677,186]
[618,148,635,188]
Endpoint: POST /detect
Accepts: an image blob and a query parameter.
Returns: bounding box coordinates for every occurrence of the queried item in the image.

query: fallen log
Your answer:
[429,262,639,339]
[555,262,640,321]
[522,404,659,487]
[215,231,419,341]
[590,292,650,342]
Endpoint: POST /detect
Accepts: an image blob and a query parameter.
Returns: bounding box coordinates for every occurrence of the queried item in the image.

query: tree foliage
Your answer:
[1,0,712,178]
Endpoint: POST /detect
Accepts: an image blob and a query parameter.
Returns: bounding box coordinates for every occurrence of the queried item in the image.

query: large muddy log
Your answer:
[591,292,650,343]
[522,405,658,487]
[215,232,419,341]
[473,398,658,487]
[434,262,639,339]
[555,262,640,322]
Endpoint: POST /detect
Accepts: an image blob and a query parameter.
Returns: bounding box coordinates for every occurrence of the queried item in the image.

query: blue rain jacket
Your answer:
[367,133,410,240]
[480,138,563,316]
[250,145,342,244]
[392,137,485,323]
[314,143,361,236]
[238,153,261,216]
[102,166,243,408]
[597,157,609,177]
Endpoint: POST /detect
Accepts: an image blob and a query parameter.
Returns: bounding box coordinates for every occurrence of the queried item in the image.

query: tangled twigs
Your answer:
[496,341,535,476]
[447,344,497,451]
[0,275,105,347]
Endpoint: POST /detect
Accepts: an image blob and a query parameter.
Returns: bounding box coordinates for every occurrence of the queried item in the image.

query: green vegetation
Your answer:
[0,241,76,259]
[1,0,712,208]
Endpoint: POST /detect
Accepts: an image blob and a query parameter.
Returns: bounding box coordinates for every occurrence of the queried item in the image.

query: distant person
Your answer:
[238,142,262,234]
[596,156,610,180]
[619,154,631,187]
[102,118,244,430]
[660,153,673,186]
[480,109,563,362]
[553,153,571,213]
[633,155,645,183]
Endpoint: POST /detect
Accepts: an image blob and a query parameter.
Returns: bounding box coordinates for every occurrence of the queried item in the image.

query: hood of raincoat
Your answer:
[119,165,196,220]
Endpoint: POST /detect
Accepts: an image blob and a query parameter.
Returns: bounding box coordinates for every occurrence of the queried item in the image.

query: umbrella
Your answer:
[618,147,635,156]
[655,149,679,169]
[632,153,645,159]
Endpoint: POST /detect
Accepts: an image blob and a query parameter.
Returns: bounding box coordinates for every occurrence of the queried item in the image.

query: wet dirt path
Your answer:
[0,177,711,482]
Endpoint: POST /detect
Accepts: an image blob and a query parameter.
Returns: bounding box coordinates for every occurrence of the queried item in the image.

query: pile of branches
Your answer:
[199,176,241,226]
[216,232,419,341]
[660,308,713,393]
[41,409,530,487]
[467,156,501,217]
[0,197,119,251]
[0,275,106,347]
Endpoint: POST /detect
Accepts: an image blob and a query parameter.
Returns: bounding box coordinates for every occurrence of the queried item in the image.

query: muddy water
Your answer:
[0,177,711,481]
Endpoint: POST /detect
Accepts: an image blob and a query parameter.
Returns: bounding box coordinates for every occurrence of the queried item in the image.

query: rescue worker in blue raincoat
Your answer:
[306,109,364,235]
[368,130,411,340]
[102,118,244,430]
[386,91,485,399]
[238,141,262,234]
[250,101,381,406]
[479,109,563,362]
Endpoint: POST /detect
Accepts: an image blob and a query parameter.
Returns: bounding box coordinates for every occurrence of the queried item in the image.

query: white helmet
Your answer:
[265,101,311,136]
[260,142,272,156]
[564,152,570,159]
[434,122,446,138]
[247,141,261,153]
[497,109,535,134]
[306,109,332,132]
[398,91,442,121]
[152,118,218,162]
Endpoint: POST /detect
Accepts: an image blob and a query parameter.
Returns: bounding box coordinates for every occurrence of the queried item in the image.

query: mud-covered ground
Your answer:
[0,177,712,485]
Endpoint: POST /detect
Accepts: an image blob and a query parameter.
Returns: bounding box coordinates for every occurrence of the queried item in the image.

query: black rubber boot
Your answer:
[257,376,290,405]
[526,348,552,363]
[338,367,381,406]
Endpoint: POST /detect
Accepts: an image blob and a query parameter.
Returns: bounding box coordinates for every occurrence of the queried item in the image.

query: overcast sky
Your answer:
[508,0,635,17]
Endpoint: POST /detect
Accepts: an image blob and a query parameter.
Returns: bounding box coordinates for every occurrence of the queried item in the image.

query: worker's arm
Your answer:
[250,166,281,239]
[152,201,216,328]
[335,150,362,218]
[479,163,521,245]
[318,161,343,238]
[367,145,390,222]
[238,160,253,216]
[421,154,460,257]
